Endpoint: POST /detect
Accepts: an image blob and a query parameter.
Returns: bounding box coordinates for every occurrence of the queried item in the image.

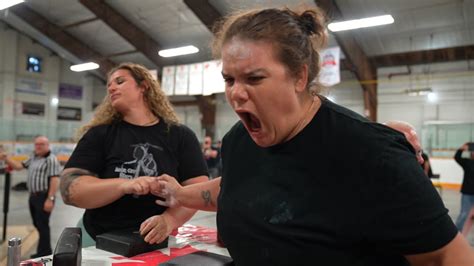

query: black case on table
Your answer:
[96,229,168,257]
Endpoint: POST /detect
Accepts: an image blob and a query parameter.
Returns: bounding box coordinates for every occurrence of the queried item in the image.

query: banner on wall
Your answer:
[16,102,45,116]
[59,83,83,100]
[175,64,189,95]
[57,106,82,121]
[319,47,341,86]
[161,66,175,95]
[15,78,46,95]
[203,60,225,96]
[188,63,203,95]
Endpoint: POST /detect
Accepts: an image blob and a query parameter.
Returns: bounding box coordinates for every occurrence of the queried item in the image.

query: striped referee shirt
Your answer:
[22,151,61,193]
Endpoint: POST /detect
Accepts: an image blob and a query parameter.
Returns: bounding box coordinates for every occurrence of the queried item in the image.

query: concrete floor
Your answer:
[0,172,472,260]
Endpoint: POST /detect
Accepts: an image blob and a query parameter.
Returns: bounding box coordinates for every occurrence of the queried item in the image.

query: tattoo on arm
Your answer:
[201,190,214,207]
[60,168,97,206]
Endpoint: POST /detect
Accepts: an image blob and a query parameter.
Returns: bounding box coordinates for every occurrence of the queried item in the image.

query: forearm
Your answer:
[60,168,127,209]
[162,206,197,230]
[177,177,221,211]
[6,157,24,170]
[48,176,60,198]
[454,149,464,164]
[406,233,474,266]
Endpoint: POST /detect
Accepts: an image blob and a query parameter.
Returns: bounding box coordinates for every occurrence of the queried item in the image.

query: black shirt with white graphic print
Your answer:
[217,99,457,266]
[65,120,208,238]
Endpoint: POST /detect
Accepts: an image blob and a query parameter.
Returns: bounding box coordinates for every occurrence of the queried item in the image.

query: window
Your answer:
[26,55,42,73]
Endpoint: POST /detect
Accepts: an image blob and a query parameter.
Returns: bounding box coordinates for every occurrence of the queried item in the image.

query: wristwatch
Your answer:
[48,195,56,201]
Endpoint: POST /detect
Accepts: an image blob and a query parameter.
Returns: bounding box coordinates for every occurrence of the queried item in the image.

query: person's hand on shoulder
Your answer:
[461,143,469,151]
[152,174,182,208]
[139,213,176,244]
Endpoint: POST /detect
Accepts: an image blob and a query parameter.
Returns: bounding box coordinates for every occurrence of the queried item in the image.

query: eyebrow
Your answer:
[107,76,124,87]
[222,68,267,77]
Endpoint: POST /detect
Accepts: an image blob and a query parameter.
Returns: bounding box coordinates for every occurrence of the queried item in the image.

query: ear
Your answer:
[294,64,309,93]
[140,81,149,92]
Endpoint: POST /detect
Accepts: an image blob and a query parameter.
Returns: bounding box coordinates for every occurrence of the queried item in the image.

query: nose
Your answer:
[228,81,248,106]
[107,83,116,94]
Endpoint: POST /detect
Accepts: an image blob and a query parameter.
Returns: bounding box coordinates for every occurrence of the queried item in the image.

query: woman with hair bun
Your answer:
[154,7,474,265]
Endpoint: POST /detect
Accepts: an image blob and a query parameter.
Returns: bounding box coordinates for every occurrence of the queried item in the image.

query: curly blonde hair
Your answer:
[76,62,179,139]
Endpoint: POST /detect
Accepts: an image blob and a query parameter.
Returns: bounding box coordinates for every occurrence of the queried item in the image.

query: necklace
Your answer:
[286,97,318,141]
[141,118,159,126]
[298,97,316,130]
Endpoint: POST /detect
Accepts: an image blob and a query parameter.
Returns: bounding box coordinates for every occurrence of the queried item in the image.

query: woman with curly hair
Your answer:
[60,62,208,245]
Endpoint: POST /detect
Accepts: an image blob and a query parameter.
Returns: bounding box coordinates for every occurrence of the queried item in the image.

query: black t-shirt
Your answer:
[205,146,221,169]
[454,149,474,194]
[217,99,457,266]
[65,120,208,238]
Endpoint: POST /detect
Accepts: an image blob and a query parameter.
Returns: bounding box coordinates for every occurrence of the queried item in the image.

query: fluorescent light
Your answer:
[427,92,438,103]
[0,0,24,10]
[51,97,59,106]
[405,87,432,96]
[158,45,199,57]
[328,15,394,32]
[70,62,99,72]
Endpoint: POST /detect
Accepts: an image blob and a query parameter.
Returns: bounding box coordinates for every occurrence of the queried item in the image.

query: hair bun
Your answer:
[298,11,317,35]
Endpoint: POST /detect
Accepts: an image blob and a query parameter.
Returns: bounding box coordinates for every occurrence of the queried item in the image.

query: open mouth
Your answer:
[238,111,262,132]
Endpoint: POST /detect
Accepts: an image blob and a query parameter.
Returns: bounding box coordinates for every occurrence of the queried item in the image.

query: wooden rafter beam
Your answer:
[10,4,116,76]
[370,45,474,67]
[315,0,377,121]
[183,0,222,32]
[79,0,165,68]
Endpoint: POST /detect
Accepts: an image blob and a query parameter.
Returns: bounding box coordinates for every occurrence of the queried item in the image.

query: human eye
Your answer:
[247,76,264,84]
[223,75,234,87]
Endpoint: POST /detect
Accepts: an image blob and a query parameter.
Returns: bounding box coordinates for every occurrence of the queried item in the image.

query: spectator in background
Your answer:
[202,136,220,179]
[421,152,434,178]
[454,143,474,232]
[384,121,424,164]
[0,136,60,258]
[385,121,436,179]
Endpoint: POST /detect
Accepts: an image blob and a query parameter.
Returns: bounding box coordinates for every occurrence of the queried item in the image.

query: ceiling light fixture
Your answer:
[70,62,99,72]
[328,15,394,32]
[405,87,432,96]
[0,0,24,11]
[158,45,199,57]
[427,92,438,103]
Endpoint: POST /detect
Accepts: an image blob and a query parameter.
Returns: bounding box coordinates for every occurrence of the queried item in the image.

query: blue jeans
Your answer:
[455,194,474,231]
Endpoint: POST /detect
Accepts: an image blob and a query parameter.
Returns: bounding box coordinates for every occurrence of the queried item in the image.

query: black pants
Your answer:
[28,192,52,256]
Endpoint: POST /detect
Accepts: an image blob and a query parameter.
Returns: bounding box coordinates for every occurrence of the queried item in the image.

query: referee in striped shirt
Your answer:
[0,135,61,258]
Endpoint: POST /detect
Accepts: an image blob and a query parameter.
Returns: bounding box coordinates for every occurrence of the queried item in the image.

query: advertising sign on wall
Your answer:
[175,64,189,95]
[59,83,83,100]
[57,106,82,121]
